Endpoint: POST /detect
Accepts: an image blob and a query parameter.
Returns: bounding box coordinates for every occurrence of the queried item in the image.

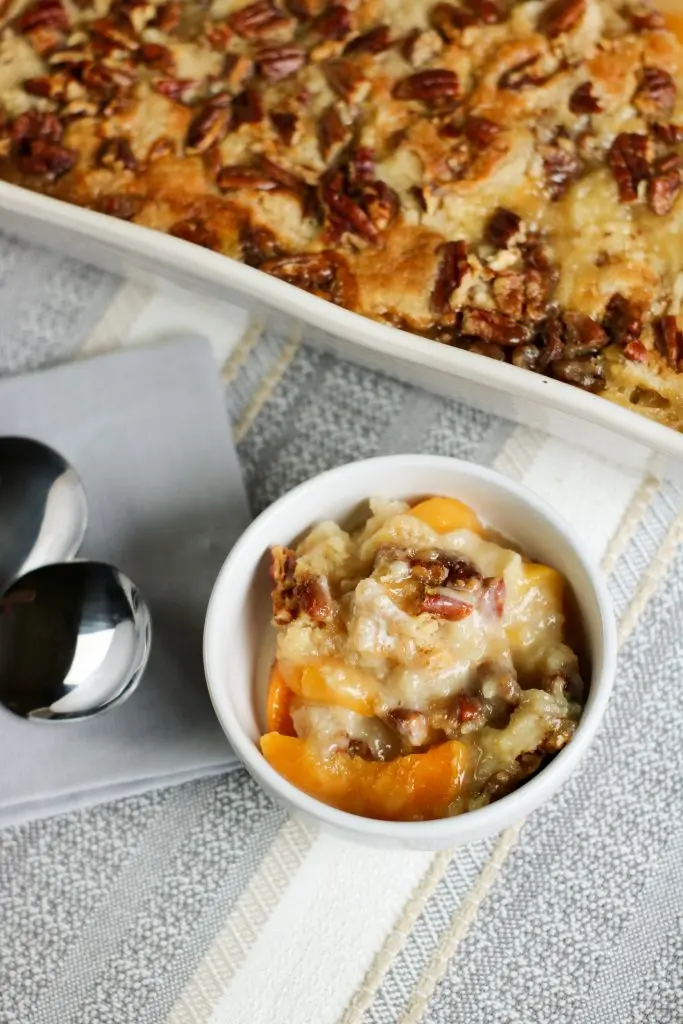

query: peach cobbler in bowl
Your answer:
[261,494,587,821]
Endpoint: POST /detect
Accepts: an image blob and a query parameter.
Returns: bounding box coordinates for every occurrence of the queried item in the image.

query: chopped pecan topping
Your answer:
[318,103,350,159]
[344,24,391,54]
[485,208,522,248]
[269,545,335,625]
[655,314,683,371]
[608,132,651,203]
[420,591,475,621]
[90,17,139,51]
[498,55,554,92]
[350,146,375,182]
[629,5,665,32]
[561,311,609,358]
[239,222,284,266]
[569,82,602,114]
[270,110,299,144]
[257,43,306,81]
[324,58,366,101]
[511,343,541,370]
[10,109,63,144]
[228,0,291,38]
[430,3,473,40]
[603,293,642,348]
[313,3,352,40]
[136,42,173,71]
[624,340,649,364]
[537,0,585,37]
[386,709,430,748]
[154,77,200,103]
[401,27,443,66]
[232,87,264,128]
[359,180,399,232]
[647,168,681,215]
[154,1,181,32]
[541,144,582,200]
[185,98,231,154]
[286,0,325,17]
[97,136,137,171]
[17,140,76,179]
[633,66,677,118]
[322,170,379,242]
[409,549,482,589]
[493,271,525,319]
[463,116,502,148]
[17,0,68,33]
[217,164,280,190]
[23,74,66,99]
[552,356,606,392]
[261,251,357,307]
[147,136,175,160]
[479,576,505,618]
[93,193,144,219]
[392,69,460,107]
[205,22,234,50]
[466,341,506,360]
[651,121,683,144]
[169,218,220,249]
[461,307,530,346]
[431,240,468,315]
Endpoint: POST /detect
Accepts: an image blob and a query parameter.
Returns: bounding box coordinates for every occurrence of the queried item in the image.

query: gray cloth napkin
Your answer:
[0,337,250,827]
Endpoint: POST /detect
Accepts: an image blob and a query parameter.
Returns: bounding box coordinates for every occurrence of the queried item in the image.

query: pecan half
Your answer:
[270,110,299,144]
[485,208,521,248]
[11,109,63,143]
[154,77,200,103]
[655,314,683,371]
[228,0,291,38]
[350,146,374,182]
[185,98,231,154]
[23,74,67,99]
[97,136,137,171]
[569,82,602,114]
[392,68,460,107]
[431,240,468,315]
[541,145,582,200]
[313,3,352,40]
[633,66,677,118]
[647,168,681,215]
[603,293,642,348]
[261,251,357,306]
[608,132,651,203]
[344,24,391,54]
[169,218,220,249]
[479,576,505,618]
[17,0,68,33]
[461,307,530,346]
[498,56,553,91]
[537,0,585,38]
[561,311,609,358]
[624,340,649,364]
[239,223,284,266]
[256,43,306,81]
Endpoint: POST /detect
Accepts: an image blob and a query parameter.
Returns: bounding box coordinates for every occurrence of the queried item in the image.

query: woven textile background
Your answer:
[0,232,682,1024]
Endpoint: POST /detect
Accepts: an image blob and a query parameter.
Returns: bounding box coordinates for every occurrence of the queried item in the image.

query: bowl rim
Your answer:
[204,454,617,841]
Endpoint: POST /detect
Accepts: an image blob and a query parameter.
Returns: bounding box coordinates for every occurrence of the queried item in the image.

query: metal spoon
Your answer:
[0,561,152,721]
[0,437,88,594]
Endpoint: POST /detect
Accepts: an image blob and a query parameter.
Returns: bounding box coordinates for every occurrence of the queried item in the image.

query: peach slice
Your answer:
[410,496,483,535]
[260,733,471,821]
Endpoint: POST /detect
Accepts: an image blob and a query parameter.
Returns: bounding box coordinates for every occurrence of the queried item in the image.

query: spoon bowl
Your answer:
[0,561,151,721]
[0,437,88,594]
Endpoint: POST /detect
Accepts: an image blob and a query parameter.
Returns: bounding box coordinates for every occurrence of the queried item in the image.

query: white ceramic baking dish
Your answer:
[1,178,681,476]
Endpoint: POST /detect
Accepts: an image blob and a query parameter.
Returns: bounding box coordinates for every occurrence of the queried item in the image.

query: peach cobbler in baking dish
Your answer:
[3,0,683,426]
[260,496,586,821]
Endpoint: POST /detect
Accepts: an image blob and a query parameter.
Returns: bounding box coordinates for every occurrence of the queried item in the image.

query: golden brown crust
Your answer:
[2,0,683,428]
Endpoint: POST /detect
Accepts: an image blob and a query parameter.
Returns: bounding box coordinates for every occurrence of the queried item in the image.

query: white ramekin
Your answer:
[204,455,616,850]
